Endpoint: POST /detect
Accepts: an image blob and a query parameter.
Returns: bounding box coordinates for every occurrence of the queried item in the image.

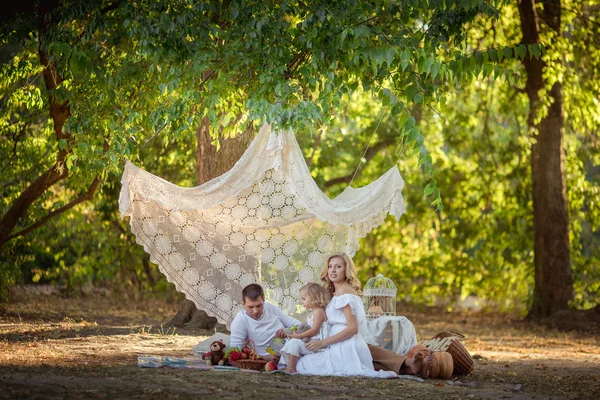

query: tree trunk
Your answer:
[519,0,573,318]
[142,253,156,287]
[168,112,254,330]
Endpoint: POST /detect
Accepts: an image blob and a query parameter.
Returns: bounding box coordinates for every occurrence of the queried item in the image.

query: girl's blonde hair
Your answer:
[319,252,362,297]
[300,282,330,308]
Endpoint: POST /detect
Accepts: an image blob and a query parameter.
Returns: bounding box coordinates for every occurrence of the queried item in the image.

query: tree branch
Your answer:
[6,136,110,241]
[324,136,395,187]
[198,60,227,90]
[6,176,102,241]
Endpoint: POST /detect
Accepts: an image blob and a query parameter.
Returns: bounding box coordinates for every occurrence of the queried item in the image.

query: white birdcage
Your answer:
[363,273,397,319]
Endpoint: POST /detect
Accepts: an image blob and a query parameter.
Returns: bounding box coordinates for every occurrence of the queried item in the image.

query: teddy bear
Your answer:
[283,322,312,343]
[202,339,226,366]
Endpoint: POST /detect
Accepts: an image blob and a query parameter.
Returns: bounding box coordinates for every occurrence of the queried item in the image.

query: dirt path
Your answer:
[1,288,599,399]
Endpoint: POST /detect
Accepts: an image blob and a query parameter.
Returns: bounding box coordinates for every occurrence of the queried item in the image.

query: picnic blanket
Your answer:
[137,355,424,381]
[137,355,249,372]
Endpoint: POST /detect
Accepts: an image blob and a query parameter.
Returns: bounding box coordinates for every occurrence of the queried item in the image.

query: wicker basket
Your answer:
[231,340,269,371]
[421,335,474,376]
[233,358,268,371]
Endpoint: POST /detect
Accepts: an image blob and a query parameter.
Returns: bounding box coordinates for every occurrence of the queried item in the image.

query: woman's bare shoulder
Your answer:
[334,285,358,296]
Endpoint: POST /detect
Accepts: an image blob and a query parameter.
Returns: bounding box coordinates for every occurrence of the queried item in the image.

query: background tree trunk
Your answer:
[519,0,573,318]
[168,115,254,330]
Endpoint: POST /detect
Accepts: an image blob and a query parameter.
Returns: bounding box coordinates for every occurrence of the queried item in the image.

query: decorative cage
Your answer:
[363,273,397,319]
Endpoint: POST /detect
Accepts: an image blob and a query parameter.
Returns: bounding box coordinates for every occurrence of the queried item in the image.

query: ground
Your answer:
[1,287,599,399]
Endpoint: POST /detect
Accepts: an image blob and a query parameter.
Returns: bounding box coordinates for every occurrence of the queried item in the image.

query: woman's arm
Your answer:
[306,305,357,352]
[288,309,326,339]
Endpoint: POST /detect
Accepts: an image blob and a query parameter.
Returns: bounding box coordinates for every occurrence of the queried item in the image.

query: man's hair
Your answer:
[242,283,265,302]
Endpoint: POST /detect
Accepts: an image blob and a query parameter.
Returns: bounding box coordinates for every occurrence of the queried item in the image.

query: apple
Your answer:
[265,361,278,372]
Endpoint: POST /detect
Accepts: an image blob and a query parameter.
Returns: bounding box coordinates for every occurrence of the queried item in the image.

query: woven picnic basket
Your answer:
[422,333,474,376]
[231,339,268,371]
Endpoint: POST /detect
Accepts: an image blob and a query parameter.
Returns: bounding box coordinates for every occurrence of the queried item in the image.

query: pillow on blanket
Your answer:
[193,332,231,356]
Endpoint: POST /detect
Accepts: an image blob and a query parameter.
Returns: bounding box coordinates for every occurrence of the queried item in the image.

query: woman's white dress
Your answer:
[296,294,397,377]
[280,311,328,358]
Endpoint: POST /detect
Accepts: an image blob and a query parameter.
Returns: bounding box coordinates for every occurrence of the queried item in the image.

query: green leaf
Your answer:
[424,182,434,196]
[483,63,494,78]
[502,46,513,60]
[340,29,348,45]
[382,93,390,106]
[475,51,484,65]
[384,47,395,67]
[405,116,416,130]
[407,127,418,142]
[222,111,235,127]
[431,62,440,80]
[414,134,424,148]
[515,44,527,59]
[401,49,410,63]
[528,43,541,59]
[66,155,74,169]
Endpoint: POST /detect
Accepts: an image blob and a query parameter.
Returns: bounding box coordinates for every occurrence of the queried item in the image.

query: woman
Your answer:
[294,253,397,377]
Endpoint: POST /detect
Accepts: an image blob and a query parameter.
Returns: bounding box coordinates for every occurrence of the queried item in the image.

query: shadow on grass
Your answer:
[0,323,213,343]
[1,357,600,400]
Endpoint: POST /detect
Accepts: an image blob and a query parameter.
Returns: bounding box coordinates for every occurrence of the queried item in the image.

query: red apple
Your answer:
[265,361,278,372]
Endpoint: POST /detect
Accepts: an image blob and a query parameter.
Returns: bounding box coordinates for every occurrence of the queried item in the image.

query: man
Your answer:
[229,283,300,362]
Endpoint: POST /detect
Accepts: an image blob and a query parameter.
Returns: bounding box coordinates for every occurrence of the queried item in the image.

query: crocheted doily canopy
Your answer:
[120,123,405,329]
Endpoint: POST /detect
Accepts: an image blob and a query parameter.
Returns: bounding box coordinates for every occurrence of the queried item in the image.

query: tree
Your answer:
[4,0,549,309]
[517,0,571,317]
[513,0,599,317]
[0,0,519,250]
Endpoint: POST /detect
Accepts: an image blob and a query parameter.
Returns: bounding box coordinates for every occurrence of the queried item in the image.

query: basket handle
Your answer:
[433,330,466,339]
[243,339,261,360]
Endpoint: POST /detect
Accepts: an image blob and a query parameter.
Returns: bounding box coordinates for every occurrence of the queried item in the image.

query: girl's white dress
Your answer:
[296,294,397,377]
[280,311,328,358]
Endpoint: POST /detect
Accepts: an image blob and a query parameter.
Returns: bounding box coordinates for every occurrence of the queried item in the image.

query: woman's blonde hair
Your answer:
[319,252,362,297]
[300,282,330,308]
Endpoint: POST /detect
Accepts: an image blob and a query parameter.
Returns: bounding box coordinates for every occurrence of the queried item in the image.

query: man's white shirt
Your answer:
[229,302,301,356]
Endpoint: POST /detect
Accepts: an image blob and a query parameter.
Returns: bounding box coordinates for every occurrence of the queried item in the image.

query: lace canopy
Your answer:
[119,123,406,329]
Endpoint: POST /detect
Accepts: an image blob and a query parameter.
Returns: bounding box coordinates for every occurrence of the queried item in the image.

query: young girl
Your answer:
[294,252,397,377]
[281,282,330,374]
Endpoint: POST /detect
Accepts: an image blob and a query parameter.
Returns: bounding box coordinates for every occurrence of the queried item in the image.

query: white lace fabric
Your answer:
[119,123,406,329]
